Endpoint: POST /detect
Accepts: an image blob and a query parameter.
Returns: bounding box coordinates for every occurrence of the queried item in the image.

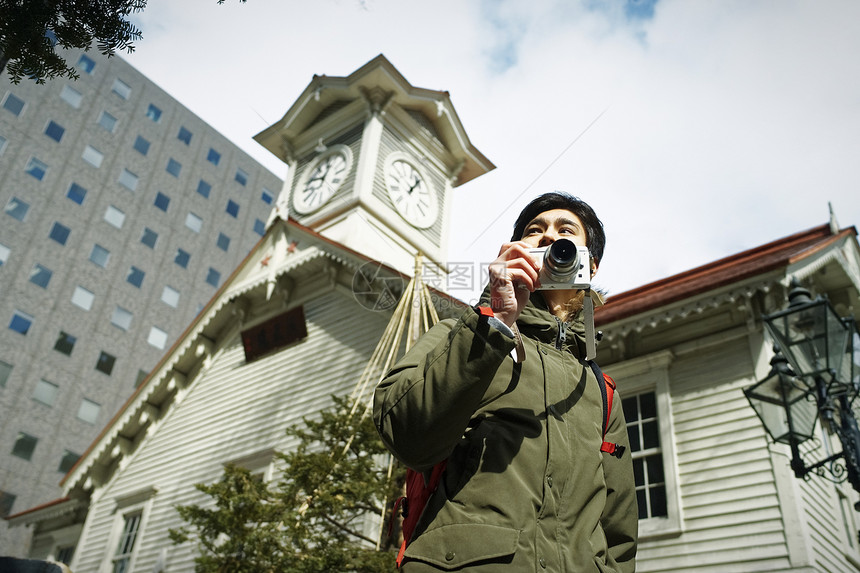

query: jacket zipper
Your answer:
[554,316,566,351]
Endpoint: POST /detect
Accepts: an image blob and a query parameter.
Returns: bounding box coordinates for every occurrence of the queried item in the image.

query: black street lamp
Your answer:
[745,280,860,501]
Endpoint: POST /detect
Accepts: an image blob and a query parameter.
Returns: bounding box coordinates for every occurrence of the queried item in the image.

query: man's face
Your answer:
[519,209,588,250]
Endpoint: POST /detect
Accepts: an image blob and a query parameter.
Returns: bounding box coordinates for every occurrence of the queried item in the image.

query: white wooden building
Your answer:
[8,54,860,573]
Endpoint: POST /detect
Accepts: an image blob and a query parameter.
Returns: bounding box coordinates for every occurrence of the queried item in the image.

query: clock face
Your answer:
[293,149,350,214]
[386,159,438,229]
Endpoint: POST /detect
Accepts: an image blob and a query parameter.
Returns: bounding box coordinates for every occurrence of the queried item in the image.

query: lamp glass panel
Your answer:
[746,371,818,444]
[766,300,848,381]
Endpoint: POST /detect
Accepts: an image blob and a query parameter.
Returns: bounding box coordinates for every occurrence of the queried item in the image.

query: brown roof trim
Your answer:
[5,497,71,522]
[595,224,858,326]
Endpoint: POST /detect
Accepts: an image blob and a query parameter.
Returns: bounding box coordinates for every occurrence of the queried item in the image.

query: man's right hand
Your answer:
[488,241,541,328]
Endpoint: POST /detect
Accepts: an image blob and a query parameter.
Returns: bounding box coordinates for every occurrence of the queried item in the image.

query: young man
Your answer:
[374,192,638,572]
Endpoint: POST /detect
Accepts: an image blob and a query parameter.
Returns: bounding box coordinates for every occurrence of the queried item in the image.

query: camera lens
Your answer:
[543,239,580,280]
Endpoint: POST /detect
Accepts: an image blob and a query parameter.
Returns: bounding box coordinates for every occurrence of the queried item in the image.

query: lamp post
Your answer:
[745,280,860,501]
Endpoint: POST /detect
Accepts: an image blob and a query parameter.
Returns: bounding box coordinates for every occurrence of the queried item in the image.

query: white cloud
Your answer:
[126,0,860,302]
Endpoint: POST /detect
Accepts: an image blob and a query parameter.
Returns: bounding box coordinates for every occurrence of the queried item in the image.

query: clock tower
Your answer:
[254,55,494,278]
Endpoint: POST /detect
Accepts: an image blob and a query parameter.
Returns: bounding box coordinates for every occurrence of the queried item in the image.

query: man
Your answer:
[374,192,638,571]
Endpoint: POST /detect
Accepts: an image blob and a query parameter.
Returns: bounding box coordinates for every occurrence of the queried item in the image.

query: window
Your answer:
[226,200,240,218]
[119,169,138,191]
[77,54,96,74]
[104,205,126,228]
[166,158,181,177]
[2,92,25,116]
[112,78,131,100]
[205,268,221,288]
[12,432,38,460]
[261,188,275,205]
[82,145,104,168]
[49,222,71,245]
[135,370,148,387]
[147,326,168,350]
[45,120,65,142]
[177,126,192,145]
[207,148,221,165]
[0,242,10,265]
[90,244,110,268]
[154,192,170,212]
[98,111,118,132]
[254,219,265,236]
[58,451,81,474]
[146,103,162,122]
[216,233,230,252]
[161,285,179,308]
[174,249,190,268]
[196,179,211,198]
[25,157,48,180]
[0,360,12,388]
[77,398,101,424]
[0,491,16,518]
[127,266,145,288]
[241,306,308,362]
[113,512,142,572]
[54,331,77,355]
[33,379,59,406]
[71,286,95,311]
[625,391,667,519]
[96,351,116,375]
[4,197,30,221]
[606,351,680,538]
[9,310,34,335]
[67,182,87,205]
[111,306,133,331]
[0,360,13,387]
[60,85,83,108]
[29,263,53,288]
[133,135,150,156]
[185,212,202,233]
[140,228,158,249]
[235,168,248,186]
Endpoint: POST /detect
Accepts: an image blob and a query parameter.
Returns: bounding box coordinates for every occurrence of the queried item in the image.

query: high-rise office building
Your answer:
[0,48,283,554]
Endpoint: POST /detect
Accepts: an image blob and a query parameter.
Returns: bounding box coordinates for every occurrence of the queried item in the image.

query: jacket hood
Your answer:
[478,284,589,358]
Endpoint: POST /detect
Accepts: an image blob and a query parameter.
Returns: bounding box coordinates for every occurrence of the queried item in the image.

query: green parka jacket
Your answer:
[373,292,638,572]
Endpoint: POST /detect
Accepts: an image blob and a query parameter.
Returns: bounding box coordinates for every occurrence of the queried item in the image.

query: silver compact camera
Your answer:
[527,239,591,290]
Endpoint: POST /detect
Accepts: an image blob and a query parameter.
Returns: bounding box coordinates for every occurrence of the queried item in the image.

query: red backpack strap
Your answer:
[395,460,447,567]
[588,361,625,459]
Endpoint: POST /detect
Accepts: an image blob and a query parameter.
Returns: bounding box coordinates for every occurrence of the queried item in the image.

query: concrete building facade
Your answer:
[0,48,283,555]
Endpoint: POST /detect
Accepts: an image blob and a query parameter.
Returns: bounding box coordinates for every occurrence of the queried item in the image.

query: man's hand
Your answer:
[488,241,540,328]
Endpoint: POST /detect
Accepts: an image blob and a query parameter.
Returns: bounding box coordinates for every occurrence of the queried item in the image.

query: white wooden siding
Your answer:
[71,289,392,572]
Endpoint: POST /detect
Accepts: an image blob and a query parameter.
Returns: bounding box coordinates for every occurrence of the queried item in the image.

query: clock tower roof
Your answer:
[254,54,494,186]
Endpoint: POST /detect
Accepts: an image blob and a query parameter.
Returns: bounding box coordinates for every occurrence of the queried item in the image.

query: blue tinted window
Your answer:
[95,352,115,375]
[205,268,221,288]
[154,192,170,212]
[89,244,110,268]
[216,233,230,252]
[177,126,192,145]
[9,311,33,335]
[29,264,52,288]
[235,168,248,186]
[2,93,25,116]
[77,54,96,74]
[44,121,64,142]
[146,103,162,122]
[196,180,211,198]
[49,223,70,245]
[166,158,181,178]
[25,157,48,180]
[226,200,239,218]
[141,228,158,249]
[207,148,220,165]
[4,197,29,221]
[133,135,150,155]
[254,219,265,236]
[261,189,274,204]
[67,183,87,205]
[126,266,145,288]
[174,249,190,268]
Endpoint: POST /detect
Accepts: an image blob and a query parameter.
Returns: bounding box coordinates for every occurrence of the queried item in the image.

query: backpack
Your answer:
[392,360,624,567]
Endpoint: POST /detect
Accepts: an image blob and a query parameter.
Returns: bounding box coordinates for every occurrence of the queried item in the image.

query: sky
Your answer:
[125,0,860,303]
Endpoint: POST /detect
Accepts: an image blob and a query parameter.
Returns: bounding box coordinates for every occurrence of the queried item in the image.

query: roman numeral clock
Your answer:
[254,55,494,279]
